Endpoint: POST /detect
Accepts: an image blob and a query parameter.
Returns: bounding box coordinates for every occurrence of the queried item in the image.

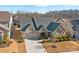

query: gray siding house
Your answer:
[20,16,64,40]
[0,11,12,42]
[71,19,79,40]
[58,18,74,37]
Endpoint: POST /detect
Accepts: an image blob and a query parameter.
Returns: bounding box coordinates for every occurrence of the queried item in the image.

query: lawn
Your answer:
[74,41,79,44]
[17,42,26,53]
[42,40,79,53]
[0,39,26,53]
[11,26,26,53]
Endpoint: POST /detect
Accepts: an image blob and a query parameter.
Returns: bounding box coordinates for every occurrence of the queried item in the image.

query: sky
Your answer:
[0,5,79,13]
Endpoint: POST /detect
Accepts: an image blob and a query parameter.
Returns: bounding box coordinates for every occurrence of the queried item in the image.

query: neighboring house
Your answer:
[57,18,79,40]
[58,18,74,37]
[71,19,79,39]
[0,11,12,42]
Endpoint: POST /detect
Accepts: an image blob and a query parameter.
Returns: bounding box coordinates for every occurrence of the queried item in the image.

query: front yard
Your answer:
[0,39,26,53]
[42,40,79,53]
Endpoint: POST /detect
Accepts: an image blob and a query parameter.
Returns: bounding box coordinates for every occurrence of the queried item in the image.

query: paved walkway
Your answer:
[24,39,47,53]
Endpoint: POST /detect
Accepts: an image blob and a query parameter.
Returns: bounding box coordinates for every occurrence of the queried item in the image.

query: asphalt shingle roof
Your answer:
[20,17,31,29]
[19,16,57,32]
[0,11,11,23]
[31,17,43,31]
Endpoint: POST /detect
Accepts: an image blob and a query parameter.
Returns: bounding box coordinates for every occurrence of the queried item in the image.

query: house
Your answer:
[57,18,79,40]
[0,11,12,42]
[71,19,79,40]
[20,16,58,39]
[19,15,65,40]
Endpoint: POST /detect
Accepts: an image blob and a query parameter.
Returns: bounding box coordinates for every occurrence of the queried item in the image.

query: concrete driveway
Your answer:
[24,39,47,53]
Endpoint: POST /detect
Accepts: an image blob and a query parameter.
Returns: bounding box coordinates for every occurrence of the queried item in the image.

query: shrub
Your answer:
[2,41,6,44]
[0,42,2,45]
[17,40,22,43]
[3,32,9,42]
[17,40,23,43]
[54,31,72,42]
[54,34,62,42]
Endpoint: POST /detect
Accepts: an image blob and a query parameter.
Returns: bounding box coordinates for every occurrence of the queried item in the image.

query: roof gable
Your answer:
[47,22,60,32]
[21,24,30,32]
[39,26,47,32]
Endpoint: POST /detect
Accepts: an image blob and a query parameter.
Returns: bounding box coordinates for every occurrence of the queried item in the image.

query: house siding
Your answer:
[60,19,74,37]
[74,31,79,40]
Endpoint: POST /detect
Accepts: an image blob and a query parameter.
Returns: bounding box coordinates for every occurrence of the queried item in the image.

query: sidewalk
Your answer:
[24,39,47,53]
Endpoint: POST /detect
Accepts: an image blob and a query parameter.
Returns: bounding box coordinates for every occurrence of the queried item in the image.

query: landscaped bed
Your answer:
[0,40,13,48]
[42,40,79,53]
[0,39,26,53]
